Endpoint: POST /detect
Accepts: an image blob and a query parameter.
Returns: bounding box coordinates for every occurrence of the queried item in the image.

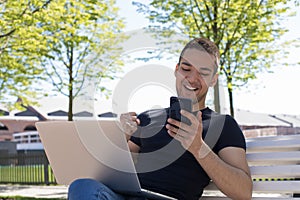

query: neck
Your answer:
[192,102,206,112]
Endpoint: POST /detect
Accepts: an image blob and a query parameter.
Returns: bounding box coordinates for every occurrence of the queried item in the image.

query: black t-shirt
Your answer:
[130,107,246,200]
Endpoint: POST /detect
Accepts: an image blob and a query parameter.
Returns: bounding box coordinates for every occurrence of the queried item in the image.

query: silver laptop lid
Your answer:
[36,119,141,193]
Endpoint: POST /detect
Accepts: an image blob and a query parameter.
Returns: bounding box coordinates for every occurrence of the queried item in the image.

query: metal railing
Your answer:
[0,153,56,185]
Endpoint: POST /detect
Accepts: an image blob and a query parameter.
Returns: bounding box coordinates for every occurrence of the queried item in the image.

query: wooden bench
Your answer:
[202,134,300,199]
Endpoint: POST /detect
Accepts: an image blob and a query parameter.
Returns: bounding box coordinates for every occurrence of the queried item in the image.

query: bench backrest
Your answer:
[202,134,300,199]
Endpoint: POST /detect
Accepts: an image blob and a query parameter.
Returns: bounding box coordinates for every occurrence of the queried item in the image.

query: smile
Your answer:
[184,85,198,91]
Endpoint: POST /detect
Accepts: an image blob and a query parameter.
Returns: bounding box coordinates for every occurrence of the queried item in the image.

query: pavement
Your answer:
[0,184,68,199]
[0,184,287,199]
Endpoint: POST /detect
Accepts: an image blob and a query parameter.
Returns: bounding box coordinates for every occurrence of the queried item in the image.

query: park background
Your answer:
[0,0,299,195]
[17,0,300,117]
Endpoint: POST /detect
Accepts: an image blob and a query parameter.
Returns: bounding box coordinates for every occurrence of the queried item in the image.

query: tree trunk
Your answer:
[214,79,221,113]
[68,45,74,121]
[228,87,234,117]
[68,61,73,121]
[68,88,73,121]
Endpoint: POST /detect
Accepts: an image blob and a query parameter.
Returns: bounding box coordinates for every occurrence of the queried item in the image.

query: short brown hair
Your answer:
[179,38,220,74]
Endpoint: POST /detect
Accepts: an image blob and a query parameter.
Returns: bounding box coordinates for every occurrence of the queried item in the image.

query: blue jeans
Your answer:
[68,178,146,200]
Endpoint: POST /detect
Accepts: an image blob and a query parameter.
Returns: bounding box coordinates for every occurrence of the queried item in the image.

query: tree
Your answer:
[34,0,125,121]
[133,0,298,116]
[0,1,52,109]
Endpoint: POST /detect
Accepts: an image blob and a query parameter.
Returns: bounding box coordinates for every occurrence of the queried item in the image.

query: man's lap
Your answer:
[68,178,146,200]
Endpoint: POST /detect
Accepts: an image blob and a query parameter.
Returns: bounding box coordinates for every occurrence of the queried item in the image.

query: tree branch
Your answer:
[219,0,231,45]
[212,1,220,42]
[32,0,53,14]
[0,29,16,39]
[47,60,68,96]
[0,1,53,41]
[202,0,212,22]
[0,68,9,92]
[190,0,203,36]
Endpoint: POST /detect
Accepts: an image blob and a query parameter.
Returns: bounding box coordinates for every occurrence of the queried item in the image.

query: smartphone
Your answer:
[169,96,192,125]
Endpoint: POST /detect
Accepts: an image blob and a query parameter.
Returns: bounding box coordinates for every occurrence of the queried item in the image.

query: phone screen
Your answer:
[169,96,192,125]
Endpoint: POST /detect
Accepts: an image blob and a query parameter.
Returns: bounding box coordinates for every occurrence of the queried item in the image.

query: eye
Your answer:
[198,67,212,77]
[200,73,210,76]
[181,67,190,71]
[180,62,192,71]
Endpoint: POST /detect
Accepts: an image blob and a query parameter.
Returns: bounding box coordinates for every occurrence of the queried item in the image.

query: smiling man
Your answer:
[68,38,253,200]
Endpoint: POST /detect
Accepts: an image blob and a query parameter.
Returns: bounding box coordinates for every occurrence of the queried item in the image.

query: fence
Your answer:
[0,152,56,185]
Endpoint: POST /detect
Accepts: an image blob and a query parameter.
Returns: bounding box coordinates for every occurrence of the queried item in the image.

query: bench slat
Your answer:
[250,165,300,178]
[247,139,300,152]
[246,134,300,142]
[247,151,300,165]
[253,181,300,193]
[201,197,299,200]
[203,135,300,199]
[205,181,300,193]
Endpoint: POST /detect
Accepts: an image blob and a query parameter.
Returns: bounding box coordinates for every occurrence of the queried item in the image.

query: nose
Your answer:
[185,69,199,84]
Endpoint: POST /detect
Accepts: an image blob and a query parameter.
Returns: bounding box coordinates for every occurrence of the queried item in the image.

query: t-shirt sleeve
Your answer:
[212,115,246,153]
[129,127,142,147]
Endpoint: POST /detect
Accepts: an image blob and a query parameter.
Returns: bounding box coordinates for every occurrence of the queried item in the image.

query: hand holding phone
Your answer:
[169,96,192,125]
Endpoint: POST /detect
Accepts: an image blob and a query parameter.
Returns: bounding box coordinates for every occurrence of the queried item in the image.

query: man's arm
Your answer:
[119,112,141,153]
[128,140,140,153]
[195,145,252,199]
[166,110,252,200]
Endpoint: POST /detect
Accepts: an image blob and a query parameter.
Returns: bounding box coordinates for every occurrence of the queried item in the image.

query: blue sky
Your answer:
[114,0,300,115]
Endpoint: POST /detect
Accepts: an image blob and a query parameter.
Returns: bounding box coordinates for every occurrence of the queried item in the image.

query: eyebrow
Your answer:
[181,61,192,67]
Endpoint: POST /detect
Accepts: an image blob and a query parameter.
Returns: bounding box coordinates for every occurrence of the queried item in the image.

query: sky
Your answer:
[3,1,298,117]
[112,0,300,116]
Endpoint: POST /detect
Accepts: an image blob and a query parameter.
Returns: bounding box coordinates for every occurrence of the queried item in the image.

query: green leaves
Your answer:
[35,0,125,120]
[0,0,125,118]
[0,0,50,106]
[133,0,298,115]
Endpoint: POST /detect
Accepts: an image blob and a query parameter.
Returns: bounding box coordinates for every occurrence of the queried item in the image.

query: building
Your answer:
[13,131,43,152]
[1,98,300,141]
[235,109,300,138]
[0,106,40,141]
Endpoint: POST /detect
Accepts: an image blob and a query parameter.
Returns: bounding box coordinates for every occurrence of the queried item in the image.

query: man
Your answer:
[68,38,252,200]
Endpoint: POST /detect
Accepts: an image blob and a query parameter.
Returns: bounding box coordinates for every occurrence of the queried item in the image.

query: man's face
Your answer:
[175,48,218,107]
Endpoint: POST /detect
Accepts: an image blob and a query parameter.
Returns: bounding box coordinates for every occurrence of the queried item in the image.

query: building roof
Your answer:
[98,112,117,118]
[1,96,299,127]
[0,109,9,116]
[234,109,292,127]
[47,110,68,116]
[73,111,93,117]
[273,114,300,128]
[14,109,36,116]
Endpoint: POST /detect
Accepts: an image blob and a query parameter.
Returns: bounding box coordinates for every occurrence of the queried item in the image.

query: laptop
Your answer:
[36,119,176,200]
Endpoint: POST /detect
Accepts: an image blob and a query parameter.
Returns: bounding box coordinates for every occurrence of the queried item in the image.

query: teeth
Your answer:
[185,85,197,90]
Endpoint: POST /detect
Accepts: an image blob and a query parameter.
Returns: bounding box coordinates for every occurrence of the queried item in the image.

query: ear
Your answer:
[209,73,219,87]
[174,63,179,76]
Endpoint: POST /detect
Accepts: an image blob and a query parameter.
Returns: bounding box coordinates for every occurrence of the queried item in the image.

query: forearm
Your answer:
[194,145,253,199]
[125,133,131,142]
